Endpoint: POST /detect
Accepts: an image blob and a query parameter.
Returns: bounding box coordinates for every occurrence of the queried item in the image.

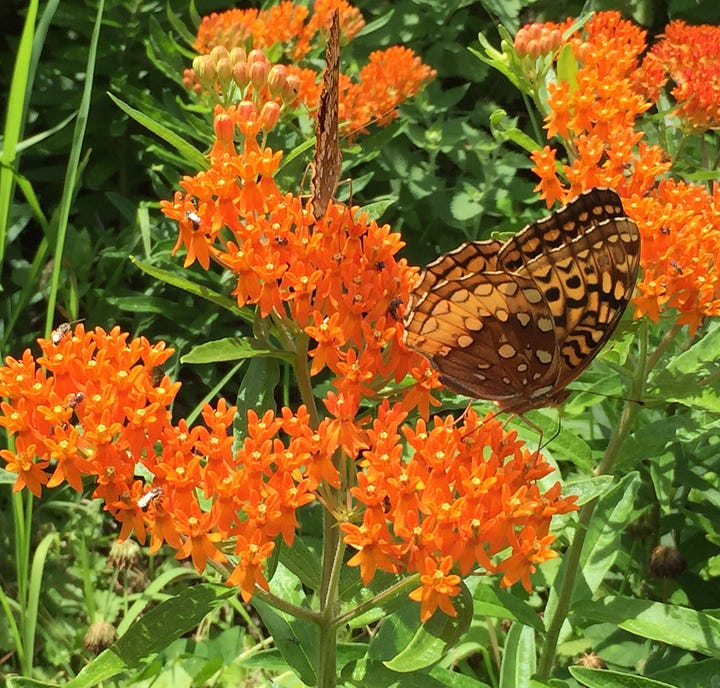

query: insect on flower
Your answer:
[137,486,164,510]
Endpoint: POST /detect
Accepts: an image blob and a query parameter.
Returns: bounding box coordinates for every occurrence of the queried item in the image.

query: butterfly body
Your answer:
[403,188,640,414]
[310,9,341,220]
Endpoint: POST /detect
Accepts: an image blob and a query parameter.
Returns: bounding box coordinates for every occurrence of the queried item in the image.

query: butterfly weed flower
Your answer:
[183,1,435,139]
[641,21,720,133]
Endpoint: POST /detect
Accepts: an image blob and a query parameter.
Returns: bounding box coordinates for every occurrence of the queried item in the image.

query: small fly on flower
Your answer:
[51,319,85,344]
[184,210,201,229]
[67,392,85,409]
[137,486,164,510]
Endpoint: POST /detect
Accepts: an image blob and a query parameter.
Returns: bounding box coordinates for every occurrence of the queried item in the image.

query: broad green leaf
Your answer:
[545,473,641,637]
[573,596,720,658]
[489,109,542,153]
[382,583,473,672]
[180,337,294,364]
[651,658,720,687]
[65,585,235,688]
[252,564,317,686]
[570,666,676,687]
[278,538,322,591]
[431,665,492,687]
[563,475,615,507]
[556,44,578,90]
[499,623,536,688]
[348,658,448,687]
[473,583,544,632]
[234,355,281,440]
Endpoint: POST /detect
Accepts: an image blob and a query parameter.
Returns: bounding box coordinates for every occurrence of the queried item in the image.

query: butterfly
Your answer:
[403,188,641,414]
[310,9,342,220]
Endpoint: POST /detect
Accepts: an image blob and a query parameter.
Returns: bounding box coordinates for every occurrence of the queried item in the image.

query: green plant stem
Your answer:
[289,324,339,686]
[332,574,420,629]
[538,323,650,677]
[252,588,322,623]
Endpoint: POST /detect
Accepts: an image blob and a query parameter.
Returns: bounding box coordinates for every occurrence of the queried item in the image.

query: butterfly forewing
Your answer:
[498,188,626,271]
[404,188,640,413]
[310,9,342,220]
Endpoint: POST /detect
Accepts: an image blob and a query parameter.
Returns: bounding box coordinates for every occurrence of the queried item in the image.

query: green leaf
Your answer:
[278,537,322,591]
[65,584,235,688]
[650,322,720,411]
[252,565,317,686]
[573,596,720,658]
[473,583,544,632]
[180,337,294,364]
[545,473,642,639]
[570,666,677,687]
[499,623,536,688]
[489,109,542,153]
[131,256,255,322]
[556,44,578,91]
[234,355,281,439]
[382,583,473,672]
[651,658,720,687]
[563,475,615,507]
[108,92,208,170]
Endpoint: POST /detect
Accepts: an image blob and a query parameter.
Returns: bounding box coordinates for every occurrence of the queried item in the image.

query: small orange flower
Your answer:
[409,555,462,622]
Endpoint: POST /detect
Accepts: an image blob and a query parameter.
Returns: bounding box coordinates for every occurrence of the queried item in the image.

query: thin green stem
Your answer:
[252,588,322,623]
[292,332,321,429]
[538,324,650,677]
[645,321,683,375]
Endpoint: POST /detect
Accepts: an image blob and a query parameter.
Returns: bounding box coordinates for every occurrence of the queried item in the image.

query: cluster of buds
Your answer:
[513,22,563,59]
[184,46,300,128]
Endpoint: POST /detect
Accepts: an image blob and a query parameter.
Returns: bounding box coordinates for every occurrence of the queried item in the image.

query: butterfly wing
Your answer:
[310,9,342,220]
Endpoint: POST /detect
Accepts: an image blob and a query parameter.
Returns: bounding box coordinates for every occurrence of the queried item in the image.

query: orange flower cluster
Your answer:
[194,0,364,62]
[641,21,720,131]
[184,0,436,137]
[0,326,177,500]
[0,5,582,621]
[160,109,421,407]
[0,324,577,614]
[0,325,328,601]
[522,11,720,335]
[342,405,577,621]
[529,11,667,205]
[630,180,720,333]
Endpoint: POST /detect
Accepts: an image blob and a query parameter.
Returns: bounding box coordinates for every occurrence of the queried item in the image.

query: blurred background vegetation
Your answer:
[2,0,719,682]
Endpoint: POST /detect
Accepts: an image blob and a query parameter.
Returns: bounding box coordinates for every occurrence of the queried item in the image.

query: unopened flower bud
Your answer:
[214,111,235,142]
[108,539,142,569]
[260,101,280,132]
[236,99,257,122]
[216,56,233,84]
[84,620,118,655]
[283,74,301,105]
[514,30,529,57]
[229,47,247,65]
[233,61,250,90]
[649,545,686,579]
[526,39,541,59]
[193,55,216,85]
[576,651,606,669]
[248,49,269,66]
[210,45,230,66]
[250,60,269,91]
[267,64,288,95]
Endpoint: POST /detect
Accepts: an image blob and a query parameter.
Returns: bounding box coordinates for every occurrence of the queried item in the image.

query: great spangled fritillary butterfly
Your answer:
[310,9,342,220]
[403,188,640,414]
